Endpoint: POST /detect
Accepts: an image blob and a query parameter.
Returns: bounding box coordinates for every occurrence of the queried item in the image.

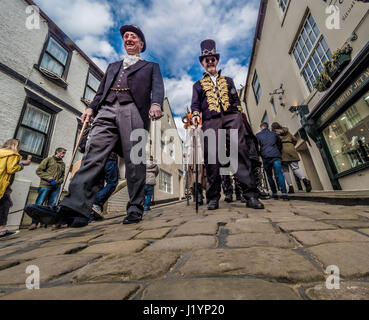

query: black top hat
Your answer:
[120,25,146,53]
[199,39,220,63]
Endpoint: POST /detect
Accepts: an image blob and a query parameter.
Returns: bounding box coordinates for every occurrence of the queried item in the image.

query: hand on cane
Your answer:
[82,108,94,124]
[149,104,163,120]
[192,115,201,127]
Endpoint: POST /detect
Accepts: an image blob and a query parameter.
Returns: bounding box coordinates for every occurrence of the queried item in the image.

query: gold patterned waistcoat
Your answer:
[200,74,230,113]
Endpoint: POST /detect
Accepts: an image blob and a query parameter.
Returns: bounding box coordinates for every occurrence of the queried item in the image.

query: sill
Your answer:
[335,162,369,179]
[19,150,44,164]
[34,64,68,89]
[81,98,91,107]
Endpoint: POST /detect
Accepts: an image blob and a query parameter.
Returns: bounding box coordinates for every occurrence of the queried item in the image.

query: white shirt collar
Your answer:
[121,54,144,69]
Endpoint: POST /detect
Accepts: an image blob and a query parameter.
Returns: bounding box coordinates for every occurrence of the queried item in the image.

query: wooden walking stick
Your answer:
[194,126,199,214]
[55,120,88,206]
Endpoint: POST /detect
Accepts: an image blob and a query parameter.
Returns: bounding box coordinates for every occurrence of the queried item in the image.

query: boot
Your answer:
[246,195,265,210]
[303,178,312,193]
[257,185,270,200]
[288,185,295,194]
[207,199,219,210]
[224,194,233,203]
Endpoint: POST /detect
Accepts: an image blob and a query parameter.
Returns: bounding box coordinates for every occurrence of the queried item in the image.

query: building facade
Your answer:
[245,0,369,191]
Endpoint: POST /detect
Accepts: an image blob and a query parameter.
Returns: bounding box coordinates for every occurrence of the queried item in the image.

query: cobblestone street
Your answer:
[1,199,369,300]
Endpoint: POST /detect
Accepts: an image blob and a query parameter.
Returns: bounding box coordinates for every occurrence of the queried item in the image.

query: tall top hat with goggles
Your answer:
[199,39,220,63]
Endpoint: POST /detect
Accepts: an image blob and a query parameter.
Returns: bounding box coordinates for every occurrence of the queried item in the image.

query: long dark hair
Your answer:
[271,122,283,132]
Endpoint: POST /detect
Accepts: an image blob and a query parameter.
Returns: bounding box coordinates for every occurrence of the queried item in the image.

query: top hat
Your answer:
[199,39,220,63]
[120,25,146,53]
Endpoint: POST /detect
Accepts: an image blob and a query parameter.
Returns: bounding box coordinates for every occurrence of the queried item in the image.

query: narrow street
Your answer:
[1,199,369,300]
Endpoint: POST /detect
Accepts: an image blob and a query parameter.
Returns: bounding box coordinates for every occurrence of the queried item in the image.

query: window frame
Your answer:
[36,32,73,87]
[252,71,262,105]
[291,12,332,93]
[14,97,58,163]
[82,69,101,105]
[276,0,289,13]
[159,169,173,194]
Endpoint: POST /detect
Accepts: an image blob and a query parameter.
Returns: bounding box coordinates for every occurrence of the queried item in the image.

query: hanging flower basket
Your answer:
[313,44,352,92]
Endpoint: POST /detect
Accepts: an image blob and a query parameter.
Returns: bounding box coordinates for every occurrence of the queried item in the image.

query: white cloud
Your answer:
[35,0,114,38]
[164,75,194,116]
[76,36,119,60]
[91,57,109,72]
[221,58,248,89]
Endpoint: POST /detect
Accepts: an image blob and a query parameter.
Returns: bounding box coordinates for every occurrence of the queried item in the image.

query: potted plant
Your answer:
[313,44,352,92]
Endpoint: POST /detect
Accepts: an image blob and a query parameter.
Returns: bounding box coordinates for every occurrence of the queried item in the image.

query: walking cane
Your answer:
[55,120,88,206]
[194,126,199,214]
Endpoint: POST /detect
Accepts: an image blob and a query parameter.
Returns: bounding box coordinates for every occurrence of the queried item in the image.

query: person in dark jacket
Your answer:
[191,39,264,210]
[256,123,288,201]
[25,24,165,227]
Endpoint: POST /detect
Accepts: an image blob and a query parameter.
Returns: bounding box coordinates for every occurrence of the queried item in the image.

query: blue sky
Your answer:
[34,0,259,138]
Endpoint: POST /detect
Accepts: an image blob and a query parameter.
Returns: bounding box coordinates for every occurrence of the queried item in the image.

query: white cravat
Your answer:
[122,54,143,69]
[207,72,219,86]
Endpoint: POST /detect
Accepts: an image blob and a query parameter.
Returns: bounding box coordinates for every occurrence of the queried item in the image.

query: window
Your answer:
[262,111,269,126]
[40,36,69,77]
[292,13,332,93]
[16,102,53,158]
[252,71,262,104]
[83,72,100,103]
[276,0,289,13]
[159,170,172,193]
[322,90,369,174]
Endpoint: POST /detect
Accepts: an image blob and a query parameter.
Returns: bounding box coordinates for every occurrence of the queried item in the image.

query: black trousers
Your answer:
[0,194,12,226]
[202,112,258,201]
[61,102,146,218]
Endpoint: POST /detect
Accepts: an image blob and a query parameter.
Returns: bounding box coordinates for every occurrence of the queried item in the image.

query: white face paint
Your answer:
[201,56,219,75]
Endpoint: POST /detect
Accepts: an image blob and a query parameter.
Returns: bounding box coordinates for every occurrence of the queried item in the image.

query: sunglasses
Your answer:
[205,57,217,64]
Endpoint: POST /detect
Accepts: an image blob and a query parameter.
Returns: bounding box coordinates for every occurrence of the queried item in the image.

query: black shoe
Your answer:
[257,186,270,200]
[303,179,312,193]
[24,205,61,226]
[0,230,15,238]
[236,195,241,201]
[282,195,290,201]
[207,200,219,210]
[69,217,89,228]
[288,185,295,194]
[272,194,279,200]
[224,195,233,203]
[246,197,265,210]
[240,196,246,203]
[123,211,142,224]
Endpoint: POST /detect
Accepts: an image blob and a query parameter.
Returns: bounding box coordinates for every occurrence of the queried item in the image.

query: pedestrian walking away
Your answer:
[271,122,312,193]
[191,39,264,211]
[256,122,289,201]
[0,139,31,237]
[24,24,165,227]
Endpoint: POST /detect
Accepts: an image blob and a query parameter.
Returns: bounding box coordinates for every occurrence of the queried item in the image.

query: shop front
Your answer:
[305,43,369,190]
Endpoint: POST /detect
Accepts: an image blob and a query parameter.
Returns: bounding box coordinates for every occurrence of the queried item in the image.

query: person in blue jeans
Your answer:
[29,148,66,230]
[256,122,289,201]
[144,156,159,211]
[90,152,119,222]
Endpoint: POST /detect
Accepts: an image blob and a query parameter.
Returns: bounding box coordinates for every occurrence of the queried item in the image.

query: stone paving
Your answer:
[1,199,369,300]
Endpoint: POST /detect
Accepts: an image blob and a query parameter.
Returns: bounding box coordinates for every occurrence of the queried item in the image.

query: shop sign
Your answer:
[317,65,369,126]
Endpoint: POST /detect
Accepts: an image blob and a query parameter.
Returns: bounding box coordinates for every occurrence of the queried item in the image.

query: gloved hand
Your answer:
[49,180,57,186]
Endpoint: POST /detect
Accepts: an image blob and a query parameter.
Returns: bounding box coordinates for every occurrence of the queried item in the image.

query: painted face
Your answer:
[123,31,144,55]
[201,56,218,75]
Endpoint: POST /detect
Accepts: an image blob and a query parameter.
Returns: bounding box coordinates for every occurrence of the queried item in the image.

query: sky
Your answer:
[34,0,259,140]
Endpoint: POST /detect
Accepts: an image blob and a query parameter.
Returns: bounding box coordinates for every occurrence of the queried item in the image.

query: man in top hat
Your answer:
[25,25,164,226]
[191,39,264,210]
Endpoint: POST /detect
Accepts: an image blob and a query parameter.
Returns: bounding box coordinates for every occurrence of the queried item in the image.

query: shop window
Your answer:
[323,90,369,174]
[252,71,262,104]
[159,169,172,194]
[292,13,332,93]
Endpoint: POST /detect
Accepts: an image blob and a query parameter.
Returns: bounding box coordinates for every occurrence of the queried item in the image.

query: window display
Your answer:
[323,89,369,174]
